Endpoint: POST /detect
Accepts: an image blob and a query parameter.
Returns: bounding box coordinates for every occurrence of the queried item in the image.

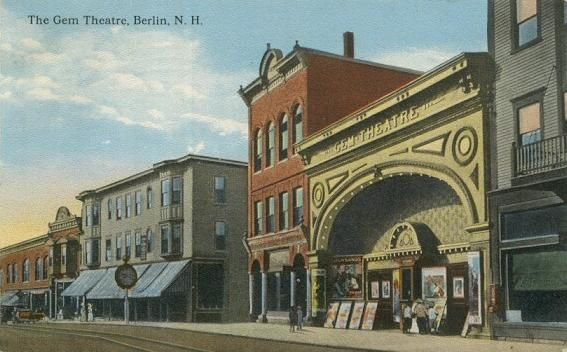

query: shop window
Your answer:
[514,0,539,48]
[254,129,263,172]
[172,177,182,205]
[125,194,132,218]
[105,239,113,262]
[196,263,224,309]
[266,122,275,167]
[279,192,289,230]
[107,199,112,219]
[161,179,170,206]
[116,235,123,261]
[293,105,303,147]
[501,204,567,241]
[147,186,153,209]
[35,257,42,281]
[135,231,142,257]
[214,176,226,203]
[116,197,123,220]
[135,191,142,216]
[22,259,29,282]
[518,101,541,145]
[254,201,263,236]
[293,187,304,226]
[125,232,132,258]
[279,114,288,161]
[215,221,227,250]
[266,196,275,233]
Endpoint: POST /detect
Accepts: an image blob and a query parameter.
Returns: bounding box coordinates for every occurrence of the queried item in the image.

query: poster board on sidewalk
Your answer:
[361,302,378,330]
[335,301,353,329]
[323,302,340,328]
[349,301,365,329]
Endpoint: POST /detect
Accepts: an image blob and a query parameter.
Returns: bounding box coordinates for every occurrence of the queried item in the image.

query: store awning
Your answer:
[0,291,20,306]
[61,269,108,297]
[512,251,567,291]
[130,260,190,298]
[87,264,149,300]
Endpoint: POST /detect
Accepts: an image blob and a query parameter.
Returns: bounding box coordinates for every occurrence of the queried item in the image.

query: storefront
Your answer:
[297,53,493,337]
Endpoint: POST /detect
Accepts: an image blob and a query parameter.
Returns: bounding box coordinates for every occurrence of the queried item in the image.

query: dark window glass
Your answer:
[501,205,567,240]
[254,130,263,172]
[116,236,123,261]
[293,187,304,226]
[107,199,112,219]
[172,177,182,205]
[196,264,224,309]
[161,225,170,254]
[266,197,275,233]
[215,221,226,250]
[147,187,153,209]
[135,231,142,257]
[106,239,112,261]
[214,176,226,203]
[266,122,275,166]
[279,192,289,230]
[280,115,288,160]
[254,201,263,235]
[293,105,303,146]
[116,197,123,220]
[161,179,170,206]
[172,224,182,254]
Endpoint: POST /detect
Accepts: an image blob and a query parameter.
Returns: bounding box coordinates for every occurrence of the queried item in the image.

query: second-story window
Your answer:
[161,179,170,206]
[266,196,275,233]
[293,187,304,226]
[254,201,263,236]
[172,177,182,205]
[126,194,132,218]
[107,199,112,219]
[93,203,100,225]
[254,129,263,172]
[116,235,123,261]
[23,259,30,282]
[146,228,153,253]
[172,223,182,254]
[42,256,48,279]
[266,122,275,167]
[135,191,142,215]
[116,197,123,220]
[86,205,92,226]
[214,176,226,203]
[280,114,288,161]
[279,192,289,230]
[125,232,132,258]
[135,231,142,258]
[518,101,541,145]
[61,244,67,266]
[105,239,113,262]
[215,221,227,250]
[147,187,153,209]
[293,105,304,147]
[515,0,539,48]
[35,257,42,281]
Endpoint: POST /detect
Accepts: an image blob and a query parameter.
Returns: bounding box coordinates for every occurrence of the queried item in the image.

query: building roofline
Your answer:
[0,234,49,254]
[77,153,247,200]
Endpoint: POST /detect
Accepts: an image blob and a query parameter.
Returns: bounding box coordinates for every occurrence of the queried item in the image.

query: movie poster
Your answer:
[323,302,340,328]
[392,269,401,323]
[468,251,482,325]
[335,301,353,329]
[330,256,363,300]
[361,302,378,330]
[349,302,365,330]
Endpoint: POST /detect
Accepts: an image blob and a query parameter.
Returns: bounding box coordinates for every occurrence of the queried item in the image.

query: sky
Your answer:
[0,0,487,248]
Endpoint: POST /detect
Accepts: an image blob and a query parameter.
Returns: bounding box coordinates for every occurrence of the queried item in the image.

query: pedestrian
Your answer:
[289,305,297,332]
[87,303,93,322]
[296,305,303,330]
[414,299,427,334]
[428,303,437,334]
[402,303,412,333]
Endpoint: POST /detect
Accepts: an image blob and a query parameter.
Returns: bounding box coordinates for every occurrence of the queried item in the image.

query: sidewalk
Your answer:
[52,320,566,352]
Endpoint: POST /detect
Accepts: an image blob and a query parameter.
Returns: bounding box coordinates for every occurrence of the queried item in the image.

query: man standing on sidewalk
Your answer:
[289,305,297,332]
[296,305,303,331]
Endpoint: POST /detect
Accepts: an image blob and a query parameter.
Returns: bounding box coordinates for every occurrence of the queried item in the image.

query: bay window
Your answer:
[172,177,182,205]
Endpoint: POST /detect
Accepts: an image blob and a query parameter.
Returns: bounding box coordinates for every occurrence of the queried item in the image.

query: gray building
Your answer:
[488,0,567,342]
[62,154,248,323]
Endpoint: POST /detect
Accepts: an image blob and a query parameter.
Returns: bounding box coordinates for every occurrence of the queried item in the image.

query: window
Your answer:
[13,264,17,283]
[85,239,100,266]
[49,247,53,266]
[161,179,170,206]
[23,259,30,282]
[172,223,182,254]
[7,264,11,284]
[266,196,275,233]
[515,0,539,47]
[172,177,182,205]
[125,194,132,218]
[293,187,304,226]
[279,115,288,161]
[161,225,170,254]
[214,176,226,203]
[86,205,92,226]
[135,191,142,216]
[42,256,48,279]
[146,228,153,253]
[254,201,263,235]
[293,105,304,147]
[93,203,100,225]
[254,129,263,172]
[215,221,227,250]
[116,197,123,220]
[35,257,42,281]
[105,239,113,262]
[147,187,153,209]
[135,231,142,257]
[107,199,112,219]
[266,122,275,167]
[279,192,289,230]
[125,232,132,258]
[518,101,541,145]
[116,235,123,261]
[61,244,67,266]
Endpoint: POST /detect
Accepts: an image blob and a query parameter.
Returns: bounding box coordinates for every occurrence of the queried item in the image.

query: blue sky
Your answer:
[0,0,487,246]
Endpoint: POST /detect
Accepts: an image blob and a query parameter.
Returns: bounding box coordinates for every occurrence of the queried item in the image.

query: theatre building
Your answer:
[239,32,419,322]
[62,153,248,322]
[488,0,567,342]
[297,53,494,337]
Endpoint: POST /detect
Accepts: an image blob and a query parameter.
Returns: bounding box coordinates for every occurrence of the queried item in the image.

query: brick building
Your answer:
[239,32,420,322]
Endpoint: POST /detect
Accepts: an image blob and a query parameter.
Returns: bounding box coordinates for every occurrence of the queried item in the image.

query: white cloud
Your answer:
[187,141,206,154]
[373,47,457,72]
[147,109,165,120]
[68,95,93,104]
[21,37,41,50]
[182,112,247,138]
[172,83,206,100]
[0,91,12,100]
[101,140,111,145]
[26,87,61,101]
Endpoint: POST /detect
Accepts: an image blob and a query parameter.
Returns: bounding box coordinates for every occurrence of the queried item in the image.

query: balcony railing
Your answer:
[514,135,567,176]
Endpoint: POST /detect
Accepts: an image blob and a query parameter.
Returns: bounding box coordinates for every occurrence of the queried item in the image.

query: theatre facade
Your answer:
[297,53,494,336]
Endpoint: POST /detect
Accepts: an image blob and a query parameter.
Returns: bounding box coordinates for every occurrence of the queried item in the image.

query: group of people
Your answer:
[288,305,304,332]
[402,299,438,335]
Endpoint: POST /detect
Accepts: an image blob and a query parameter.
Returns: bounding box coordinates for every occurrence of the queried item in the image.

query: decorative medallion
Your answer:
[312,182,325,209]
[452,127,477,166]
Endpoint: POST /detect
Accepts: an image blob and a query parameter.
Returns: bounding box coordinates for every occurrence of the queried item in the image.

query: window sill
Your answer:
[510,37,542,55]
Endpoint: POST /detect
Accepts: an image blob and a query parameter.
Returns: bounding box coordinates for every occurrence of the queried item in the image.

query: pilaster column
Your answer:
[290,271,296,307]
[306,268,312,320]
[248,273,254,316]
[261,272,268,322]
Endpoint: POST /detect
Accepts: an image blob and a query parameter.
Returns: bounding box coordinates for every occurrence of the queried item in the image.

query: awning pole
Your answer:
[124,289,129,324]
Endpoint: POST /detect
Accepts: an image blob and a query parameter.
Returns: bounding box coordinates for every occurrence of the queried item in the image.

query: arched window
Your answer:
[266,122,275,167]
[254,129,263,172]
[35,257,42,281]
[279,114,288,161]
[293,105,304,147]
[23,258,30,282]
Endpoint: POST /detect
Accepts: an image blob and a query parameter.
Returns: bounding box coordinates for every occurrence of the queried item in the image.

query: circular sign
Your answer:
[115,264,138,289]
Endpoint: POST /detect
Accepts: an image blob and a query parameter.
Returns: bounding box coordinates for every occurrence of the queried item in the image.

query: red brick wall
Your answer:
[0,243,49,292]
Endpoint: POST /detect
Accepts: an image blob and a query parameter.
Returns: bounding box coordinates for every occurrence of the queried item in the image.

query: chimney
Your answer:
[343,31,354,58]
